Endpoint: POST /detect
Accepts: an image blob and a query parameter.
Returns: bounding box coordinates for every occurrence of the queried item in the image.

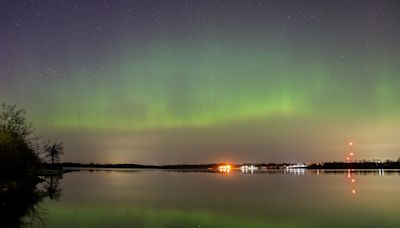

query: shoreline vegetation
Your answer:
[1,103,65,227]
[1,103,64,181]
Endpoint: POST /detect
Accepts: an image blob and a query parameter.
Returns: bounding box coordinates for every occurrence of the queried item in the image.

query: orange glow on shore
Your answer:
[219,164,231,173]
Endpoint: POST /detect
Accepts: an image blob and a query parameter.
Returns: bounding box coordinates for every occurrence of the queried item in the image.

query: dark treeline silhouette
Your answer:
[154,163,218,169]
[59,162,157,169]
[58,161,400,171]
[57,162,293,170]
[308,160,400,169]
[58,162,219,170]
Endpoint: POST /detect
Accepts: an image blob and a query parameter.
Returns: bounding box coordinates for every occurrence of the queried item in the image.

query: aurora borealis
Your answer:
[1,0,400,163]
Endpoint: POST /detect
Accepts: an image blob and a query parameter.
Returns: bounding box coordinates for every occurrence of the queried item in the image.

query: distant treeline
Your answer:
[308,161,400,169]
[56,162,292,170]
[55,161,400,170]
[56,162,220,170]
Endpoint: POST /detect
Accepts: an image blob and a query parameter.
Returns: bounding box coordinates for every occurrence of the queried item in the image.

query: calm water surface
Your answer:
[32,169,400,227]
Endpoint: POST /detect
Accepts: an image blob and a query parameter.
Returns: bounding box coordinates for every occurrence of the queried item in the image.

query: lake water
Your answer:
[30,169,400,227]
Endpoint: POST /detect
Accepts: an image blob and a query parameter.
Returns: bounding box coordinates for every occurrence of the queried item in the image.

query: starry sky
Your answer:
[1,0,400,164]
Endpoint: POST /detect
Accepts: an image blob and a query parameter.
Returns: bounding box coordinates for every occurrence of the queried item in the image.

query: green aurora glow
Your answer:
[2,1,400,162]
[17,44,400,130]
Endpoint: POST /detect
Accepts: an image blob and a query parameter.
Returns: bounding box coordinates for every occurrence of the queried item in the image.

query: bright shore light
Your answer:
[219,164,231,173]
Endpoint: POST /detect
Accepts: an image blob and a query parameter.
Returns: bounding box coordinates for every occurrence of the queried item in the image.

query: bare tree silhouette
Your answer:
[44,142,64,165]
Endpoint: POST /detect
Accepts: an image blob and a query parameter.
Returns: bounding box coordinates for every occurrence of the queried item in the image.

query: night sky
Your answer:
[1,0,400,164]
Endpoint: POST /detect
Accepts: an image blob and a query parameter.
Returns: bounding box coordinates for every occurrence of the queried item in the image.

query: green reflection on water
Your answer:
[43,203,400,228]
[44,204,293,228]
[33,171,400,228]
[34,203,400,228]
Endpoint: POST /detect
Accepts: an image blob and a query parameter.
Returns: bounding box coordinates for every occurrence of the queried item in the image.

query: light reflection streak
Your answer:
[284,168,305,175]
[346,169,357,196]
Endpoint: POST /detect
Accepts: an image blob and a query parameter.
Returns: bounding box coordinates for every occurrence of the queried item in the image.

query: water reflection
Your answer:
[284,168,306,175]
[3,169,400,227]
[45,169,400,228]
[346,169,357,196]
[0,175,62,227]
[42,175,63,201]
[378,169,385,176]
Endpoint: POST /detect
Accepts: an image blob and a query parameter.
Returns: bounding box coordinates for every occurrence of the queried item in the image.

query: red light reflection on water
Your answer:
[347,169,357,196]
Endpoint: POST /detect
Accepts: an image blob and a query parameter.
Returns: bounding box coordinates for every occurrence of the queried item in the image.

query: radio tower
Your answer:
[346,141,355,162]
